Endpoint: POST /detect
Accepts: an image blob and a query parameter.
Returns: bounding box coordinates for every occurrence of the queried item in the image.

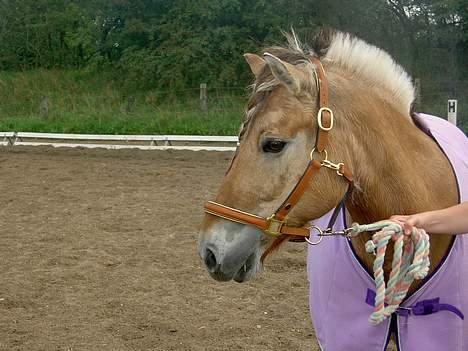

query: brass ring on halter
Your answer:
[305,225,324,245]
[310,147,328,162]
[317,107,334,131]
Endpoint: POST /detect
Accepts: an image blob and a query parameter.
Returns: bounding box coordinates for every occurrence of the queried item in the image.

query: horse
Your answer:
[198,28,467,350]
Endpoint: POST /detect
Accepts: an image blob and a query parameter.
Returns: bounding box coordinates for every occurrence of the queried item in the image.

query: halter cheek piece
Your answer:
[204,57,354,253]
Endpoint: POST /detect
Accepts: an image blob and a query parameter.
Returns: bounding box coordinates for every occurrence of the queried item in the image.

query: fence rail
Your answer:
[0,132,238,151]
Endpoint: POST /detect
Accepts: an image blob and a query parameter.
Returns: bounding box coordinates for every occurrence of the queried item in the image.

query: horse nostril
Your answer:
[204,248,219,272]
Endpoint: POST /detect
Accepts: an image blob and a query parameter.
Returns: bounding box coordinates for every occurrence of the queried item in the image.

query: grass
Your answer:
[0,69,245,135]
[0,69,466,135]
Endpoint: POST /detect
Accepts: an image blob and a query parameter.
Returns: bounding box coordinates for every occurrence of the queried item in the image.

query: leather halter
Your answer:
[204,57,354,245]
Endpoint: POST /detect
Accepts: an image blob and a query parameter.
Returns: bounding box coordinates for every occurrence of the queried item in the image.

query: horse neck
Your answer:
[322,70,458,284]
[333,94,458,223]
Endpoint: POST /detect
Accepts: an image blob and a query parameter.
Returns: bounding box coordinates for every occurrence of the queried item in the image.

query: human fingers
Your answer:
[403,222,413,235]
[390,215,409,221]
[402,216,420,235]
[390,215,409,228]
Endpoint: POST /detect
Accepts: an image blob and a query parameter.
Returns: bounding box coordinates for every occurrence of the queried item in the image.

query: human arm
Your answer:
[391,201,468,235]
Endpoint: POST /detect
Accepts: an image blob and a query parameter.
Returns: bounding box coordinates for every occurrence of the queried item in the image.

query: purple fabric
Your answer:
[365,289,464,320]
[307,114,468,351]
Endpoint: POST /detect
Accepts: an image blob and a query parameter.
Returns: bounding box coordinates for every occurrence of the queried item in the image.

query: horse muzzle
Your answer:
[198,221,262,282]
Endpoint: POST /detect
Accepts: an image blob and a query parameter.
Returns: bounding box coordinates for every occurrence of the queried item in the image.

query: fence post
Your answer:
[200,83,208,113]
[447,99,457,125]
[121,95,136,114]
[40,96,49,119]
[414,78,421,107]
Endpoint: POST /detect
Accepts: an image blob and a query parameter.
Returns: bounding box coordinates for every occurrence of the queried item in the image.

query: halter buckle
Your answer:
[265,215,284,237]
[317,107,334,131]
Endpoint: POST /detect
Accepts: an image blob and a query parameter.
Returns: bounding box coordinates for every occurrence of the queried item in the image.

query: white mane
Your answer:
[324,32,415,116]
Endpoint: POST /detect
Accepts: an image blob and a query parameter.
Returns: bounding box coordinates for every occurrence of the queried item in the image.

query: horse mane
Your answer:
[320,29,415,116]
[240,28,416,140]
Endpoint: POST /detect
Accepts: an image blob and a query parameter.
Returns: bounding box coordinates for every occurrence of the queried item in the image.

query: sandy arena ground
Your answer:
[0,146,321,351]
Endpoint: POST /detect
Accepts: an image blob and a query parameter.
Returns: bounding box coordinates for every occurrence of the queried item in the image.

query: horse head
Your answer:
[198,30,357,282]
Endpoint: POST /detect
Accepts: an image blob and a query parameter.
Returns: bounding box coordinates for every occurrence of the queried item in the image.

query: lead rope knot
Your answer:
[349,220,430,325]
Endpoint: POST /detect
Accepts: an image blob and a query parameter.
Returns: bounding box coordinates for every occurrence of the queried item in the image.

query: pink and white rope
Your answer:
[350,221,430,325]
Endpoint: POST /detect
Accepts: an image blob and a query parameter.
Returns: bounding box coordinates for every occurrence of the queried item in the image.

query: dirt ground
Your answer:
[0,146,320,351]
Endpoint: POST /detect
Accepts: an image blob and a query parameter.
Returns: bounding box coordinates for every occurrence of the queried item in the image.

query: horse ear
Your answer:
[263,52,301,95]
[244,53,266,78]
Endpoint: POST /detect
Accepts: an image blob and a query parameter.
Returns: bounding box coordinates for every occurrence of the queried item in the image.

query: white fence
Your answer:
[0,132,238,152]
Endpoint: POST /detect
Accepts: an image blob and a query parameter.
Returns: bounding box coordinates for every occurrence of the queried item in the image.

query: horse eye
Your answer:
[262,139,287,153]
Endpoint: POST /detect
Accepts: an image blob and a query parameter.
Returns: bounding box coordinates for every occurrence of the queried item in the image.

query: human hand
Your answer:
[390,215,421,236]
[390,202,468,236]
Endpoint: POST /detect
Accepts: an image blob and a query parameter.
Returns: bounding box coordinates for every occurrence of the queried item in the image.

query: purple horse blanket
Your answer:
[307,114,468,350]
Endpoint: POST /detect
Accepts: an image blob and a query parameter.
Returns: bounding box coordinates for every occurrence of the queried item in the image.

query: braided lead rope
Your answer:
[350,221,430,325]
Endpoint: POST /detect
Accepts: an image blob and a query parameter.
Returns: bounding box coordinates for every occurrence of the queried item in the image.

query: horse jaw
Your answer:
[198,220,263,283]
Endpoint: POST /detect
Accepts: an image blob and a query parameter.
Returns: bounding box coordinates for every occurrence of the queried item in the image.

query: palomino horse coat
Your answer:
[198,28,465,349]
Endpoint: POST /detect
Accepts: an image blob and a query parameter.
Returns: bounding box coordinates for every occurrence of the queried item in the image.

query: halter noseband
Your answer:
[204,57,354,249]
